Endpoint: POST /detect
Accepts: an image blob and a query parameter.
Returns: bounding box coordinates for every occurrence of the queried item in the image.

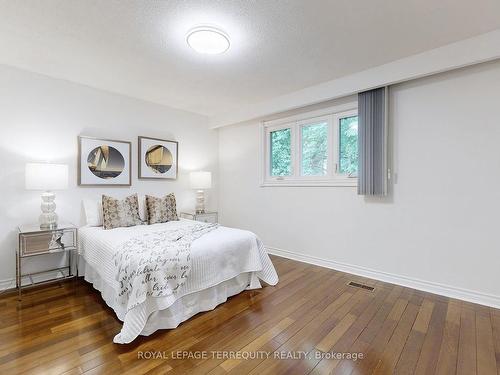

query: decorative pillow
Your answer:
[146,193,178,224]
[83,196,147,227]
[102,194,143,230]
[83,199,103,227]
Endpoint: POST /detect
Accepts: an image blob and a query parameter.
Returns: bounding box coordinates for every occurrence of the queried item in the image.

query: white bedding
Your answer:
[78,219,278,343]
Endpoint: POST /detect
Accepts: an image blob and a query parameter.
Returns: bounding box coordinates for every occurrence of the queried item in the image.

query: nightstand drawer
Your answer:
[19,229,76,256]
[196,214,217,223]
[180,212,218,224]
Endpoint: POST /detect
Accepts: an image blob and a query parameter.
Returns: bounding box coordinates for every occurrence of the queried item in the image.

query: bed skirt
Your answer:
[79,258,260,340]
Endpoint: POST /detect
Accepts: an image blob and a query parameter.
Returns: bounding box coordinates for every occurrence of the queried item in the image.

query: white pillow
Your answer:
[83,196,147,226]
[83,199,103,227]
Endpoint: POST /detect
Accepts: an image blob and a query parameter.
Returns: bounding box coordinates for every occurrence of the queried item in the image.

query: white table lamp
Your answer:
[25,163,68,229]
[190,171,212,214]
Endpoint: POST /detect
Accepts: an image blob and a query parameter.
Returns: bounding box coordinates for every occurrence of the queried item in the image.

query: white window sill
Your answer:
[260,179,357,187]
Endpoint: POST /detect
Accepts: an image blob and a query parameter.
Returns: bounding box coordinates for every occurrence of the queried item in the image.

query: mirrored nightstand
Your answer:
[17,223,78,300]
[180,211,218,224]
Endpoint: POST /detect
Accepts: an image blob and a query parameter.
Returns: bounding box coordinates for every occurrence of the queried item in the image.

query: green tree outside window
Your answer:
[270,128,291,176]
[301,122,328,176]
[339,116,358,175]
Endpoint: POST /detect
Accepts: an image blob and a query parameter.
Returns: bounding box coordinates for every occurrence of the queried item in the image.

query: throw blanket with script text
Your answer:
[113,222,218,312]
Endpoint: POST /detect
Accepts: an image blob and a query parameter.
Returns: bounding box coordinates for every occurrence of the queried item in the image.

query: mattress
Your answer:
[78,219,278,343]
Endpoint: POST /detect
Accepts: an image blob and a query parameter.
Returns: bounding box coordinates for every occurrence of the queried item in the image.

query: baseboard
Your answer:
[0,278,16,292]
[266,246,500,309]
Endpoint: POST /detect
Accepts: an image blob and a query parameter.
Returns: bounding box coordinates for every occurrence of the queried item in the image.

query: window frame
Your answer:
[266,121,295,180]
[297,115,332,180]
[335,109,359,178]
[261,103,358,187]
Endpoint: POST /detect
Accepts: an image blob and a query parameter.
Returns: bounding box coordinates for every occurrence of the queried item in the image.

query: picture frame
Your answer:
[78,136,132,186]
[138,136,178,180]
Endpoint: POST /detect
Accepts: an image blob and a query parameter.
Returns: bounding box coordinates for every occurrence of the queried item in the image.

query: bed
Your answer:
[78,219,279,344]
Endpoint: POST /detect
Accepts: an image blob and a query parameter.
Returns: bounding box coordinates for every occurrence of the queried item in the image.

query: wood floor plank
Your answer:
[413,299,435,334]
[0,255,497,375]
[350,294,411,375]
[219,317,294,371]
[476,313,498,375]
[198,288,364,375]
[248,290,373,375]
[158,263,338,374]
[457,306,478,375]
[372,302,420,375]
[435,300,462,375]
[310,283,391,374]
[491,311,500,375]
[315,313,357,353]
[330,286,405,375]
[414,300,448,375]
[393,298,435,375]
[225,339,282,374]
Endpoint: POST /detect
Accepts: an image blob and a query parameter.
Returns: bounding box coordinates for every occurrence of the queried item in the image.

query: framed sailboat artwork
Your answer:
[138,136,178,180]
[78,136,132,186]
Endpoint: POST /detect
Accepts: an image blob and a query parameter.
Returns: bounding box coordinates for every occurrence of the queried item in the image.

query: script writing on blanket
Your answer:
[113,223,219,311]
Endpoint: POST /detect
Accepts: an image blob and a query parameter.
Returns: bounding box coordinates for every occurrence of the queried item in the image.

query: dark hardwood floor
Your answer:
[0,255,499,374]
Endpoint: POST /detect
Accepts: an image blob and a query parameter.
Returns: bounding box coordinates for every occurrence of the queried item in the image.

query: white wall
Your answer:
[0,65,217,287]
[218,60,500,307]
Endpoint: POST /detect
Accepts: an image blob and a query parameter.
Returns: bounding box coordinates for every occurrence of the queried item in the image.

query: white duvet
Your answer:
[78,219,279,343]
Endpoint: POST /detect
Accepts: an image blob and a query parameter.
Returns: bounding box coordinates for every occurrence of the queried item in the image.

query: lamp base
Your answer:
[39,191,58,229]
[40,222,58,230]
[195,190,205,214]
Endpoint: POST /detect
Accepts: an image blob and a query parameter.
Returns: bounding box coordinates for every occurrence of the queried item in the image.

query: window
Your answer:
[301,120,328,176]
[262,107,358,186]
[338,116,358,176]
[270,128,292,176]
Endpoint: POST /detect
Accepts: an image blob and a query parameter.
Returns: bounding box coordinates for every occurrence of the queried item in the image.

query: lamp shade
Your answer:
[25,163,68,190]
[190,171,212,189]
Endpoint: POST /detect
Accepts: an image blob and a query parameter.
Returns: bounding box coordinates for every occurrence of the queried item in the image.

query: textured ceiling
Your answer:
[1,0,500,117]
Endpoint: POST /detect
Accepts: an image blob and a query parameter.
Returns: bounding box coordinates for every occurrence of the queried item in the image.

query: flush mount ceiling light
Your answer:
[186,26,230,55]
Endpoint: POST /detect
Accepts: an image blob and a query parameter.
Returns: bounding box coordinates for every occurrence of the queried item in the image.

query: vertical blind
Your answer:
[358,87,388,195]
